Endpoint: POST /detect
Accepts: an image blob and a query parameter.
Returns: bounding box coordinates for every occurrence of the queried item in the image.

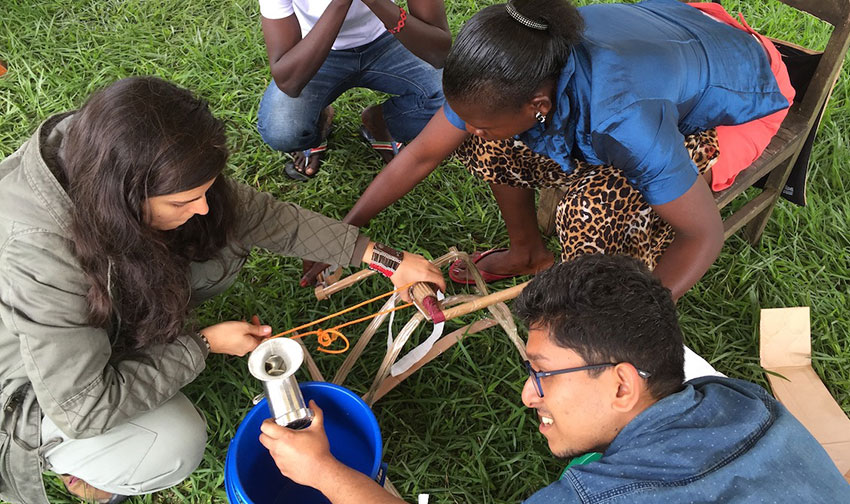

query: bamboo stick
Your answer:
[314,269,376,300]
[439,282,529,320]
[296,339,325,382]
[369,318,500,402]
[332,295,399,386]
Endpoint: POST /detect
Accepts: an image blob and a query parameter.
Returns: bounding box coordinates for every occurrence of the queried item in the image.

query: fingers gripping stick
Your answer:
[316,266,344,289]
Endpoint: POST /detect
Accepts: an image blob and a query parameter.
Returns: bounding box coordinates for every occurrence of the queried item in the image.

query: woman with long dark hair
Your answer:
[0,76,443,503]
[329,0,795,301]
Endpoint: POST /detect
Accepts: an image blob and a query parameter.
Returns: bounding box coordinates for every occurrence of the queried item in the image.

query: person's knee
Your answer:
[383,93,443,142]
[103,394,208,493]
[380,69,444,142]
[257,88,323,152]
[108,395,208,493]
[141,395,208,487]
[43,394,208,495]
[257,116,320,152]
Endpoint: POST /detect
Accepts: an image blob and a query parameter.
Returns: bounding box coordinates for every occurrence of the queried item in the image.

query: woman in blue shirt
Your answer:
[319,0,793,300]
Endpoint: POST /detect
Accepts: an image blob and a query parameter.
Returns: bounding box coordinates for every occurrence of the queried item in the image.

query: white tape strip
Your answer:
[389,291,446,376]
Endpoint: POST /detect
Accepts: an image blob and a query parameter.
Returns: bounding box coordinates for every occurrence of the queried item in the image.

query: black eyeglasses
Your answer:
[523,360,652,398]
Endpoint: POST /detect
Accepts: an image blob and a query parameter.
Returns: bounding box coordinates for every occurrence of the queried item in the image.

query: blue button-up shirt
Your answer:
[444,0,789,205]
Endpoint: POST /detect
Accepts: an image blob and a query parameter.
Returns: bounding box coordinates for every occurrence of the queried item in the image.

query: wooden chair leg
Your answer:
[741,69,840,245]
[742,197,780,245]
[742,150,802,245]
[537,187,565,236]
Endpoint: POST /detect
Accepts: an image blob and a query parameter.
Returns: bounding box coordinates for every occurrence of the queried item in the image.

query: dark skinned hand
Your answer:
[300,260,332,287]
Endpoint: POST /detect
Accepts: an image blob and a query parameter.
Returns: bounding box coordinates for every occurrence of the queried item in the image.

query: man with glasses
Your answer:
[259,254,850,502]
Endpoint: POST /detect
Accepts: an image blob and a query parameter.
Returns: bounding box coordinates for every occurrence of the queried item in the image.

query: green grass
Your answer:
[2,1,849,503]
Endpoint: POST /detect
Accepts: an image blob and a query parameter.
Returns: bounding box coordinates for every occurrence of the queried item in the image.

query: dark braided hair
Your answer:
[443,0,584,112]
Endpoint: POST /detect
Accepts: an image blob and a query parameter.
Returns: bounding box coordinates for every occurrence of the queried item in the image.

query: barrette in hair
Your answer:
[505,2,549,31]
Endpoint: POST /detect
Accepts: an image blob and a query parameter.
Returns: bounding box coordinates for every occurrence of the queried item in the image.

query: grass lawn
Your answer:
[1,0,848,503]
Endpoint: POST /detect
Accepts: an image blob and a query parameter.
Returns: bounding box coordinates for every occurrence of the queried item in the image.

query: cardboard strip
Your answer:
[760,307,850,483]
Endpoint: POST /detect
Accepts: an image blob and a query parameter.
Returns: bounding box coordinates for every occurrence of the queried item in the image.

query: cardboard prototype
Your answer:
[760,307,850,483]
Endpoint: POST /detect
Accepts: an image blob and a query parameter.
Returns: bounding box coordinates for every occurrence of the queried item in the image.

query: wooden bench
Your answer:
[537,0,850,246]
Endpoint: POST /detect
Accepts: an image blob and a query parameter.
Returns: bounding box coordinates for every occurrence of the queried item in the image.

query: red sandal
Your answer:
[448,248,523,285]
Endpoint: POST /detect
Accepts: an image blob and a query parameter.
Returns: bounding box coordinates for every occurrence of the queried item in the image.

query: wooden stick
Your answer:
[383,477,402,497]
[486,301,527,360]
[296,339,325,382]
[408,282,443,322]
[332,295,399,386]
[439,281,529,320]
[314,269,376,300]
[369,318,500,403]
[363,287,528,405]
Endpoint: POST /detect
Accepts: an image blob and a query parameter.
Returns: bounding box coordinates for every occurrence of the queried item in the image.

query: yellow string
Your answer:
[270,282,415,354]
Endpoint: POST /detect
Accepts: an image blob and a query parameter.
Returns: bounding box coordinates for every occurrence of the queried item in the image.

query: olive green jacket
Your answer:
[0,114,369,503]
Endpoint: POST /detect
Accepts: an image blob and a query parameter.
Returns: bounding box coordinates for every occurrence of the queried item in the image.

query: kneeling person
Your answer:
[515,255,849,502]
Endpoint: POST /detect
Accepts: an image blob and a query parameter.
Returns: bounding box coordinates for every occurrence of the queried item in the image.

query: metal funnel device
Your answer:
[248,338,313,429]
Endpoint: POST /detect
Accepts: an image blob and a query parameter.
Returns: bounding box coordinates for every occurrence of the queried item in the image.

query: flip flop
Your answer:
[448,248,522,285]
[359,124,403,158]
[284,141,328,181]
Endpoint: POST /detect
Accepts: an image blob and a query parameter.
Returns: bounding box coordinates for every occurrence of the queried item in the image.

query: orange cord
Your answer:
[271,282,415,353]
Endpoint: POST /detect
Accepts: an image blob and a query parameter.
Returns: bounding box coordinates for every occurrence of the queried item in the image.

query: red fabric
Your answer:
[688,2,796,191]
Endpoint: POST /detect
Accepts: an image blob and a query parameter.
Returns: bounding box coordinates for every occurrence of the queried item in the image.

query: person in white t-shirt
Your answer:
[256,0,449,181]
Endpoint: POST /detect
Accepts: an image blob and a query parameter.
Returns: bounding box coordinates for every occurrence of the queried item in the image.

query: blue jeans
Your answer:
[257,32,443,152]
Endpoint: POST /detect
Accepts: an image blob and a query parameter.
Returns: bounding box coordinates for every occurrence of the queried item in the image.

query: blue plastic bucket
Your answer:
[225,382,383,504]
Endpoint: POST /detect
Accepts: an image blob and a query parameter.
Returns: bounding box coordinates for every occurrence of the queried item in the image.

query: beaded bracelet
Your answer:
[388,6,407,34]
[196,331,211,352]
[368,243,404,278]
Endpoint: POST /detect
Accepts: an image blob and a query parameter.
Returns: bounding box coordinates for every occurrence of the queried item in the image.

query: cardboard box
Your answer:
[760,307,850,483]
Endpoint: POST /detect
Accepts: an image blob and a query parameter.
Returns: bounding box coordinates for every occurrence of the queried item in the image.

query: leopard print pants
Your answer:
[453,130,719,269]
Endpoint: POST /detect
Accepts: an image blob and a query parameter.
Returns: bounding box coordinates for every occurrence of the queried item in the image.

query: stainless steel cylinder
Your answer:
[247,338,314,428]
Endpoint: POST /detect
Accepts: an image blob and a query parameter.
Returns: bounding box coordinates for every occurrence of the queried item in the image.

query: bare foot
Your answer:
[61,474,117,503]
[361,105,398,164]
[452,248,554,282]
[288,105,335,178]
